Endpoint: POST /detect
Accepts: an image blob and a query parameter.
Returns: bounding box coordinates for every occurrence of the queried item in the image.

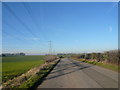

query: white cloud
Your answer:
[30,37,40,41]
[109,26,113,32]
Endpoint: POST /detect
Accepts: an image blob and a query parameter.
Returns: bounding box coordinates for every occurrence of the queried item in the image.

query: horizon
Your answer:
[2,2,118,55]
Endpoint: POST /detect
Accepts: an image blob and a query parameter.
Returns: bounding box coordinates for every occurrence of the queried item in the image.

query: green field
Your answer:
[2,55,45,82]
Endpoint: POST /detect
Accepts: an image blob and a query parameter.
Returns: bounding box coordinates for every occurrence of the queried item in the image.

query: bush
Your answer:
[91,53,97,59]
[106,50,118,65]
[59,56,64,58]
[71,50,119,65]
[45,55,57,63]
[85,54,92,59]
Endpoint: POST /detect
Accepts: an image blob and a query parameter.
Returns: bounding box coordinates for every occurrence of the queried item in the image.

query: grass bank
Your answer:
[73,58,119,72]
[19,60,60,89]
[2,55,45,82]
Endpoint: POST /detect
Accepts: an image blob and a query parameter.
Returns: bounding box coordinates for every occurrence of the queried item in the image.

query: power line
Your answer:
[2,31,41,53]
[3,3,51,54]
[3,21,27,37]
[3,21,45,45]
[3,3,38,38]
[2,31,26,42]
[22,2,48,41]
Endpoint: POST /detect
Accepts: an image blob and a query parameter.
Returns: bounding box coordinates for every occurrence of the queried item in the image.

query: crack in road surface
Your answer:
[38,58,118,88]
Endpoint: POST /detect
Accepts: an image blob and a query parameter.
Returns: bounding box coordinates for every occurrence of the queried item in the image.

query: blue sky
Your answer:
[2,2,118,55]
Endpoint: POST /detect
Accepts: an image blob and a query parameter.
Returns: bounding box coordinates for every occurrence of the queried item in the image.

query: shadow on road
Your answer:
[45,59,92,80]
[38,58,118,88]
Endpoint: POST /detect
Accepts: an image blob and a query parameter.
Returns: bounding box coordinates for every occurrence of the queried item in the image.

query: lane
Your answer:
[38,58,118,88]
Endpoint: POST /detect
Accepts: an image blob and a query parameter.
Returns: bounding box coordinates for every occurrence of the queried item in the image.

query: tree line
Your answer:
[1,53,26,57]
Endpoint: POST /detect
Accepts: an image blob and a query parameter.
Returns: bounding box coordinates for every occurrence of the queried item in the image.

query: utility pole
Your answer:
[49,41,52,55]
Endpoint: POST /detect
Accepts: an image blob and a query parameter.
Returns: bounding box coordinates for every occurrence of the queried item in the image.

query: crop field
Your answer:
[2,55,45,82]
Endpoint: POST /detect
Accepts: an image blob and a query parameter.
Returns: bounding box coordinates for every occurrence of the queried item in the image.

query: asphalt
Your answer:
[38,58,118,88]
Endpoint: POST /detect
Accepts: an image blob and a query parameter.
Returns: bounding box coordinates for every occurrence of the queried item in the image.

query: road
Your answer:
[38,58,118,88]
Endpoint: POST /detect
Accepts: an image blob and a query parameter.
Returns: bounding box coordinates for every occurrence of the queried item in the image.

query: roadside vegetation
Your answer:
[71,50,119,72]
[19,60,59,88]
[2,55,59,88]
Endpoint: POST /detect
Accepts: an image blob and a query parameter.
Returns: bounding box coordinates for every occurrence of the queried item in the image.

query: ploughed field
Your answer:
[2,55,45,82]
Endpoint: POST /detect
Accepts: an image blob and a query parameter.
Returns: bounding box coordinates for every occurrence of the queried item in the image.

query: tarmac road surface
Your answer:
[38,58,118,88]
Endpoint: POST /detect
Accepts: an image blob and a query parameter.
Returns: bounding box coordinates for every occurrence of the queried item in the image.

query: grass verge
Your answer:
[73,58,119,72]
[19,60,60,89]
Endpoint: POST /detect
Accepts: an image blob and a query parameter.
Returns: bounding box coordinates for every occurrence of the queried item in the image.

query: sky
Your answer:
[2,2,118,55]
